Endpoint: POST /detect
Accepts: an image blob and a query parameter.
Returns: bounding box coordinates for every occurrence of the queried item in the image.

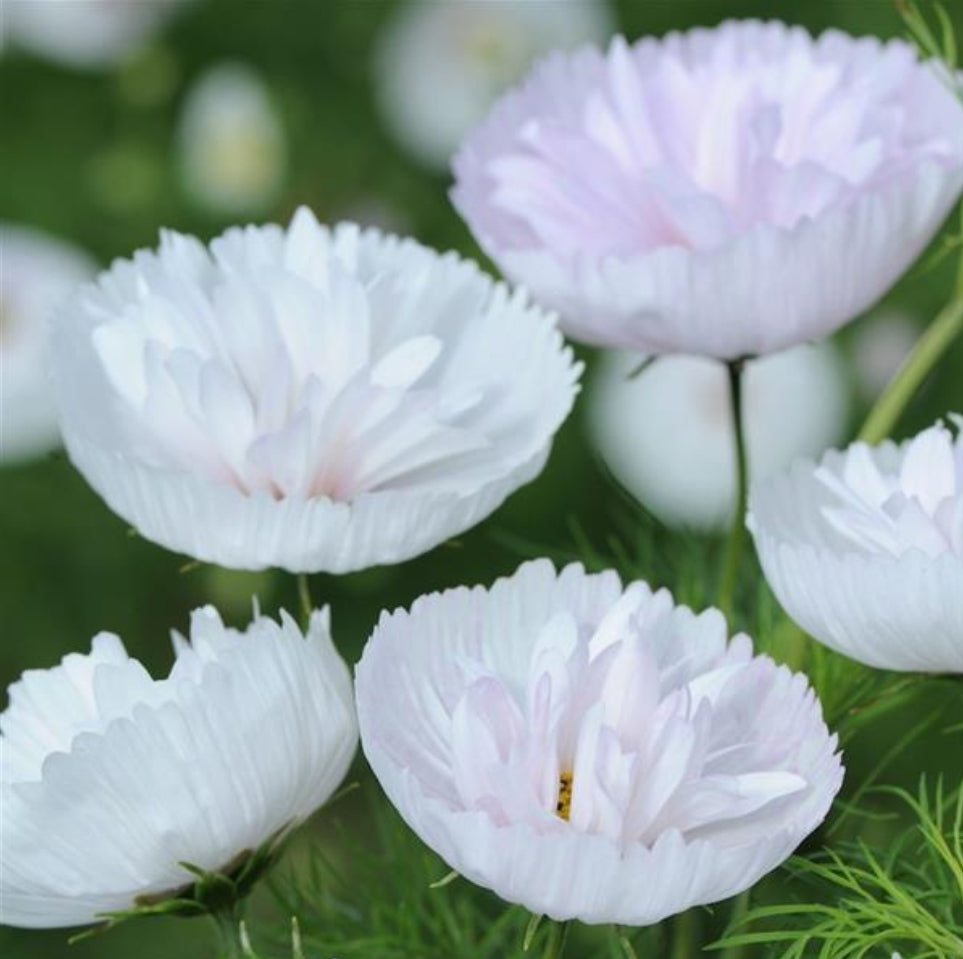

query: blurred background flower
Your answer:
[849,306,920,402]
[586,343,850,530]
[374,0,613,170]
[178,61,286,215]
[0,225,96,463]
[1,0,191,70]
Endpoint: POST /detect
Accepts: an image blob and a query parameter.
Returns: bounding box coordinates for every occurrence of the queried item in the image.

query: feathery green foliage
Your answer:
[713,780,963,958]
[234,784,676,959]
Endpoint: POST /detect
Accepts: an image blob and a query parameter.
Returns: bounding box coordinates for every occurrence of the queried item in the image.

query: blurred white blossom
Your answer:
[1,225,96,463]
[179,62,286,215]
[2,0,189,69]
[587,343,849,530]
[851,308,918,401]
[374,0,613,169]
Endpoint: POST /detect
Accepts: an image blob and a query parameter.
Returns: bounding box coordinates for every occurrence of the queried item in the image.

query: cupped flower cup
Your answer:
[750,418,963,673]
[50,207,579,572]
[452,21,963,359]
[0,605,357,929]
[356,560,843,925]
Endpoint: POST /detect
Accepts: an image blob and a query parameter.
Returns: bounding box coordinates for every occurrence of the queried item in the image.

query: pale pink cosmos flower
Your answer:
[750,418,963,672]
[452,21,963,359]
[357,560,843,924]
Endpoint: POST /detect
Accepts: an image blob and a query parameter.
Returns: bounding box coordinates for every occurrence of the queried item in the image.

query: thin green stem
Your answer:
[718,359,749,621]
[719,889,750,959]
[211,905,244,959]
[614,925,639,959]
[296,573,313,630]
[859,294,963,445]
[542,919,570,959]
[670,908,699,959]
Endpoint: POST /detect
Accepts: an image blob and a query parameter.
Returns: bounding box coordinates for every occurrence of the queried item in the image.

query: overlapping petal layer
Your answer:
[0,606,357,929]
[750,420,963,672]
[51,207,579,571]
[357,560,842,924]
[453,21,963,358]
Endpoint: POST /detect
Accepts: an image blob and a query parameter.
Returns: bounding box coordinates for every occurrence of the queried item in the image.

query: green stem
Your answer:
[614,926,639,959]
[210,905,244,959]
[858,294,963,445]
[719,889,750,959]
[296,573,313,630]
[542,919,570,959]
[718,359,749,621]
[670,908,699,959]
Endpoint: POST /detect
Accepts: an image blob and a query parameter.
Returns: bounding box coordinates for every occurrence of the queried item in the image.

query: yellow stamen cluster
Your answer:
[555,771,574,822]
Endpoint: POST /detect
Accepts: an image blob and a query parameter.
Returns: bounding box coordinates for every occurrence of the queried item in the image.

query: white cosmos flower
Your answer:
[374,0,613,170]
[586,343,849,530]
[2,0,188,69]
[0,605,357,929]
[50,207,578,572]
[452,21,963,359]
[179,62,286,215]
[749,418,963,672]
[1,225,96,463]
[356,560,843,925]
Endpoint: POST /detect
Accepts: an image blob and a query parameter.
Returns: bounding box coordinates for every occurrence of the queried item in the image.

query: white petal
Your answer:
[750,443,963,672]
[0,606,357,929]
[51,213,580,572]
[357,560,842,924]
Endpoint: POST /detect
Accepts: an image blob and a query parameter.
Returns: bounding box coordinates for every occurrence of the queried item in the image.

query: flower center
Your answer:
[555,770,574,822]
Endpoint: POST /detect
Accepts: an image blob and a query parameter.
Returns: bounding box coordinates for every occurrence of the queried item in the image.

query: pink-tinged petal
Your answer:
[452,22,963,358]
[51,210,580,572]
[357,560,842,924]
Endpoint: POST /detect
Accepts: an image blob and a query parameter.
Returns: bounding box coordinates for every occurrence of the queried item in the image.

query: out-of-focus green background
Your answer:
[2,1,962,957]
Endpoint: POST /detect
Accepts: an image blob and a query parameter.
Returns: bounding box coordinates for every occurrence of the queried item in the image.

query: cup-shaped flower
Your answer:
[356,560,842,925]
[452,21,963,359]
[50,207,579,572]
[749,418,963,672]
[587,343,848,529]
[0,605,357,929]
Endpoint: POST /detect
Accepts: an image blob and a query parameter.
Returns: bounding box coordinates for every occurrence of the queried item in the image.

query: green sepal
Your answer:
[68,825,292,945]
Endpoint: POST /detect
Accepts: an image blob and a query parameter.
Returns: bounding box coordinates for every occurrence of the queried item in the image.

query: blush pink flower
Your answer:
[356,560,842,925]
[452,21,963,359]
